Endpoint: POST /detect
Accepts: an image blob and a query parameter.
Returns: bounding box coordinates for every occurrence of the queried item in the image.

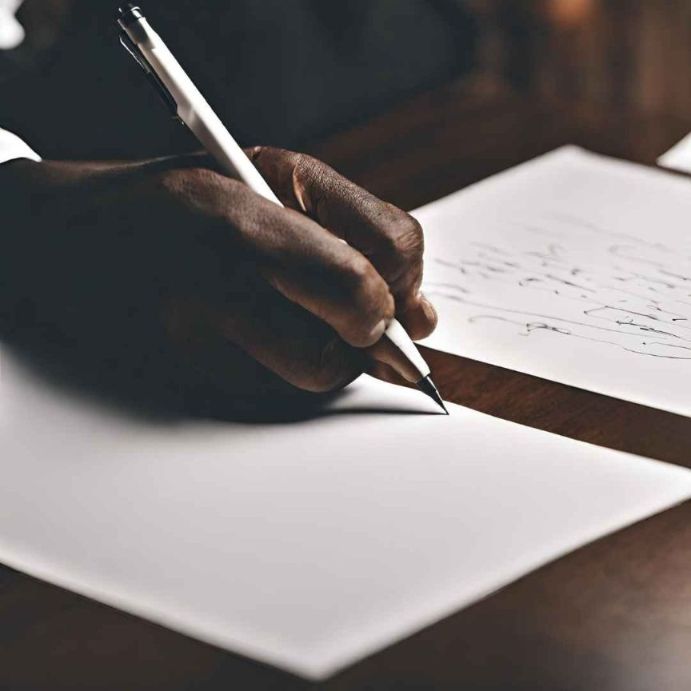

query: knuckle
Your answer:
[245,145,264,161]
[342,255,381,299]
[254,145,306,171]
[294,152,328,195]
[338,258,394,346]
[340,256,393,319]
[294,151,335,187]
[252,145,288,166]
[293,151,320,175]
[377,208,425,299]
[384,207,424,259]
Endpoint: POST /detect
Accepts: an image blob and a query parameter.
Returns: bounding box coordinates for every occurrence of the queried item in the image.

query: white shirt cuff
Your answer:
[658,132,691,174]
[0,128,41,165]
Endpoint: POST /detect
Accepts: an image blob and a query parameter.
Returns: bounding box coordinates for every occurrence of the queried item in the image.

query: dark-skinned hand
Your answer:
[0,147,437,409]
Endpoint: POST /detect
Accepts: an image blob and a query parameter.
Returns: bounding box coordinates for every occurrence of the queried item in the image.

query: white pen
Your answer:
[116,3,447,414]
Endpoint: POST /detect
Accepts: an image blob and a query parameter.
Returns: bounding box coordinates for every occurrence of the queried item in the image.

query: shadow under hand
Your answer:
[1,320,431,427]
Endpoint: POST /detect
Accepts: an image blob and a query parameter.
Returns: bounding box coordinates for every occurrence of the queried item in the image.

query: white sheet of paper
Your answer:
[418,147,691,416]
[2,347,691,679]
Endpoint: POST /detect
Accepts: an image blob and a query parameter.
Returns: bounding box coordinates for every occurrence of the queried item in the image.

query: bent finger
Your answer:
[174,172,396,347]
[247,147,435,339]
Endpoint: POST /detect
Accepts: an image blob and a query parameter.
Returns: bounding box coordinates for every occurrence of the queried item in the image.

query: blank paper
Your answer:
[1,346,690,679]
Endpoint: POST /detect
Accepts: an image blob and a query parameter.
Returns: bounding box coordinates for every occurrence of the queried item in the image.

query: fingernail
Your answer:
[367,319,387,342]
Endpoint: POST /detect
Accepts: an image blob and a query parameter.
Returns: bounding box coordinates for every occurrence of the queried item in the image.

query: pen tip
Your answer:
[416,375,449,415]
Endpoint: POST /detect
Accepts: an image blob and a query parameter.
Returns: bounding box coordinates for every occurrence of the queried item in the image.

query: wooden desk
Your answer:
[2,82,691,691]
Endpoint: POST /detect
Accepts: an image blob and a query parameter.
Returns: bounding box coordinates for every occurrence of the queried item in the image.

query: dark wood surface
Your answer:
[3,80,691,690]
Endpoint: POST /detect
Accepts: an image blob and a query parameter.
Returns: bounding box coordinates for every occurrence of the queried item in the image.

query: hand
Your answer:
[1,148,437,406]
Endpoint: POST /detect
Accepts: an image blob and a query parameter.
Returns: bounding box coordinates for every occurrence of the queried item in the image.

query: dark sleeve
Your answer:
[0,0,477,158]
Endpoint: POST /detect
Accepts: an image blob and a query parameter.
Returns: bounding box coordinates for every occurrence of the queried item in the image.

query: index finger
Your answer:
[247,146,437,340]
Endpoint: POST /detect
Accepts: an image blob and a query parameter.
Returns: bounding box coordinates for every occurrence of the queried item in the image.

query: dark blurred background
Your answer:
[0,0,478,157]
[0,1,690,159]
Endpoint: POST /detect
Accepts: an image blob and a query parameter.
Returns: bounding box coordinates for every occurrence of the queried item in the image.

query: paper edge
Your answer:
[0,539,325,679]
[2,399,691,680]
[310,492,691,678]
[412,145,587,218]
[2,491,689,681]
[418,144,691,418]
[425,344,691,418]
[414,144,691,221]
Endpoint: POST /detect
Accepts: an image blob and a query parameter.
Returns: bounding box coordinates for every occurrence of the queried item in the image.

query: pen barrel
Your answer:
[383,320,430,381]
[183,111,281,205]
[119,11,431,386]
[121,16,281,206]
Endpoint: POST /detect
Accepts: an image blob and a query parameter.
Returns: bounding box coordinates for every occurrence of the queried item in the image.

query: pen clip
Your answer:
[119,32,179,119]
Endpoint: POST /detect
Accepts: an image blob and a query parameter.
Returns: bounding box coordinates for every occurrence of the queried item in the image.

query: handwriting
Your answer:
[425,213,691,360]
